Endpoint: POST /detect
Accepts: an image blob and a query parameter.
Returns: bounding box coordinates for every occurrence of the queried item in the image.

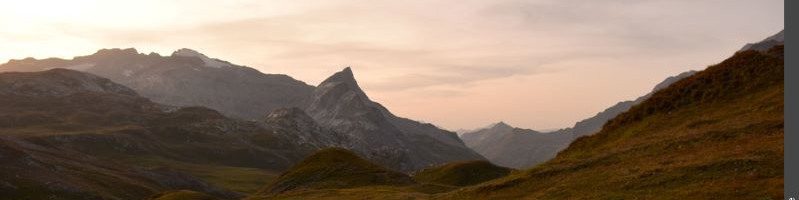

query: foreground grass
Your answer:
[122,155,279,194]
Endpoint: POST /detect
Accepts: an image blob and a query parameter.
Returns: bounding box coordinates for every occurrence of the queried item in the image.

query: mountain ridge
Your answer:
[0,48,315,121]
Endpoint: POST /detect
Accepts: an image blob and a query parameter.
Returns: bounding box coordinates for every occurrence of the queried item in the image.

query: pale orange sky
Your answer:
[0,0,784,131]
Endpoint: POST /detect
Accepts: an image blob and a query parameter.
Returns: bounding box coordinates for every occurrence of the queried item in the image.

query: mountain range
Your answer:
[1,48,314,120]
[0,29,784,199]
[0,46,484,198]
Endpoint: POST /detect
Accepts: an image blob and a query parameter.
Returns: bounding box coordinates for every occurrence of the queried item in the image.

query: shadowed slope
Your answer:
[440,46,784,199]
[0,69,313,198]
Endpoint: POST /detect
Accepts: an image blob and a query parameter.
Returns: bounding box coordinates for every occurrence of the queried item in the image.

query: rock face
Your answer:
[460,122,572,168]
[740,29,784,52]
[305,67,484,171]
[0,48,315,120]
[263,107,348,149]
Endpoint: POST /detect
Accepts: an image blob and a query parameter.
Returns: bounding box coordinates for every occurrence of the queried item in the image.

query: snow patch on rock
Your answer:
[172,48,229,68]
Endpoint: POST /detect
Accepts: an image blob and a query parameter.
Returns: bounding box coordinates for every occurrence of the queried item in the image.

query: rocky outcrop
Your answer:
[305,67,484,171]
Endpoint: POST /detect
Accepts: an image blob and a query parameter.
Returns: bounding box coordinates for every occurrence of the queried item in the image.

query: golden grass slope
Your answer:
[440,46,784,200]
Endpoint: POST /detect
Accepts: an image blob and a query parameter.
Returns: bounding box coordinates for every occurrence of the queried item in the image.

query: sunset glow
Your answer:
[0,0,784,130]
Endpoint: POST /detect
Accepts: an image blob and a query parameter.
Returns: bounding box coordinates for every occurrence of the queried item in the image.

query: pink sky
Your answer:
[0,0,784,130]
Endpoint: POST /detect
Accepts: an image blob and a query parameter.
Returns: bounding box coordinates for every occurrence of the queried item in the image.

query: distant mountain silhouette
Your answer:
[461,70,695,168]
[461,122,571,168]
[740,29,784,52]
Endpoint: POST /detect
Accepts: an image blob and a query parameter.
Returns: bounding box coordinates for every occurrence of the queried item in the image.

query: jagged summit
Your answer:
[330,66,354,81]
[319,67,360,91]
[307,67,373,121]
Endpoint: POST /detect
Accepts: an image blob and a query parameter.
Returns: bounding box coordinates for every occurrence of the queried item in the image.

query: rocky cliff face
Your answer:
[305,67,484,171]
[263,107,349,149]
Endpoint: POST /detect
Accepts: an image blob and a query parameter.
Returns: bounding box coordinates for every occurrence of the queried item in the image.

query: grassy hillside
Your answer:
[438,46,784,199]
[248,148,487,200]
[255,148,417,195]
[122,155,280,194]
[413,160,512,187]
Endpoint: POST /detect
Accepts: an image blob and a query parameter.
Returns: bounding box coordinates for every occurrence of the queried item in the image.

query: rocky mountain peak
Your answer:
[307,67,372,122]
[319,67,358,88]
[305,67,483,171]
[492,121,512,129]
